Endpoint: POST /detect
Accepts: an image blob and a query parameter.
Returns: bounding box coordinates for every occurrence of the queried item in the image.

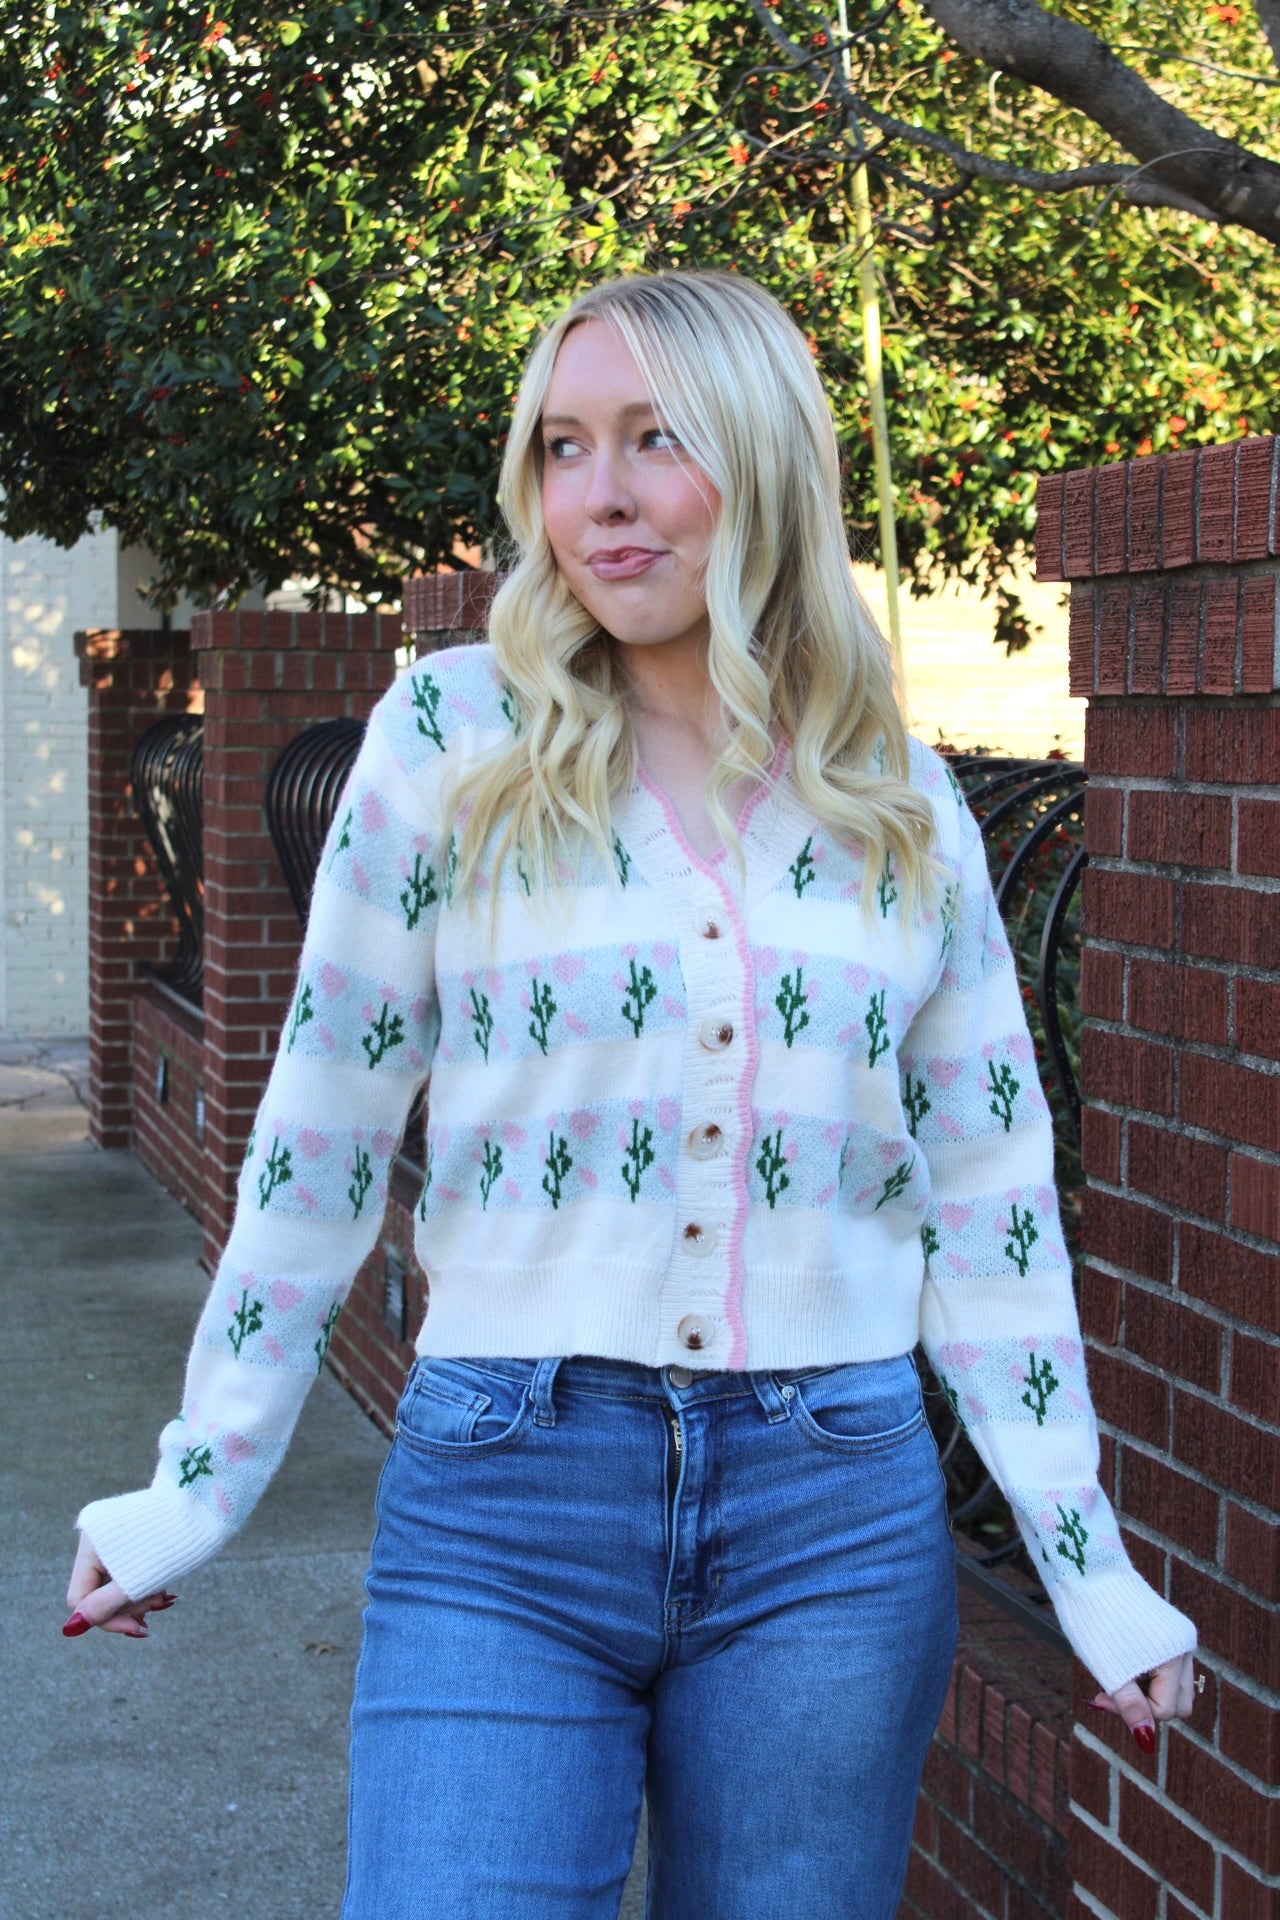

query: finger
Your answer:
[66,1532,109,1611]
[1108,1679,1156,1752]
[1145,1657,1185,1722]
[63,1576,133,1636]
[1177,1657,1196,1719]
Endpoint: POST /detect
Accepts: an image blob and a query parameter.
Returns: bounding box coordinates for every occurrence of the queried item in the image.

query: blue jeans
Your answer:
[343,1353,957,1920]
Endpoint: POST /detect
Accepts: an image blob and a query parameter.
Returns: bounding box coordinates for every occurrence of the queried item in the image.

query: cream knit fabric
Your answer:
[80,642,1195,1693]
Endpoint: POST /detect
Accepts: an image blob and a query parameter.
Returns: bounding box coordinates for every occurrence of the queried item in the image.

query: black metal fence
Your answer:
[129,715,205,1006]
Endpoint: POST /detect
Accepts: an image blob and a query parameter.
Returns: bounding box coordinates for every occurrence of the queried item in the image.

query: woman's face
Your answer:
[539,319,721,657]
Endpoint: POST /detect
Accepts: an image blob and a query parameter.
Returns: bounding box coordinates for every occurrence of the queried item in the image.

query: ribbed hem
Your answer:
[77,1483,231,1602]
[1050,1563,1197,1696]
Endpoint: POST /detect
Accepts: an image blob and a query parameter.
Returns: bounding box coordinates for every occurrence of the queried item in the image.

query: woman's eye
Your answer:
[642,429,681,452]
[545,436,584,460]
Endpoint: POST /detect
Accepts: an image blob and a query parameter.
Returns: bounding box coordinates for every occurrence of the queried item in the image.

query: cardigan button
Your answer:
[698,918,722,940]
[686,1122,724,1160]
[680,1221,717,1257]
[677,1314,713,1353]
[697,1018,734,1052]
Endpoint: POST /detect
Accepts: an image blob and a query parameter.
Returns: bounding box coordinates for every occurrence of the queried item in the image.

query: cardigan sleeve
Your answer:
[902,793,1196,1696]
[77,702,443,1600]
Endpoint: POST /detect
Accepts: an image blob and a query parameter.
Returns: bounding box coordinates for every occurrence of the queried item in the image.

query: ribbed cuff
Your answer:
[1050,1563,1197,1697]
[77,1482,231,1602]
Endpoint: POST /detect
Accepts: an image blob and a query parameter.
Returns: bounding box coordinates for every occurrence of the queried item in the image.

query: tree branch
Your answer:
[920,0,1280,243]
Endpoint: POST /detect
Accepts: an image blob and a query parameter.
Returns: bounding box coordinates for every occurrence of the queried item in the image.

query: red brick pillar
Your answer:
[191,610,401,1269]
[1037,438,1279,1919]
[75,629,201,1147]
[401,569,498,650]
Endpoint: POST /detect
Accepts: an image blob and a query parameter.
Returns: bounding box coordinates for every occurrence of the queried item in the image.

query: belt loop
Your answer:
[531,1357,563,1427]
[751,1371,794,1424]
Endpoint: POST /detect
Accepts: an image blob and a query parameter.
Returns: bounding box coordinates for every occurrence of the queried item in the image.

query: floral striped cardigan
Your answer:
[80,641,1194,1693]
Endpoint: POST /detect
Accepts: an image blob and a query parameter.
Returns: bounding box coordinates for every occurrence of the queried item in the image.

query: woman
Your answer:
[67,270,1196,1918]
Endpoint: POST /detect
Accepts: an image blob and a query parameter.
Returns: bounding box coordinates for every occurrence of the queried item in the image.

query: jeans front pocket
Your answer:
[788,1353,926,1453]
[396,1358,534,1457]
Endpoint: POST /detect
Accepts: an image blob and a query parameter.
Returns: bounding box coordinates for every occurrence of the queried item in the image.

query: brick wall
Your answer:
[132,982,206,1219]
[74,630,202,1146]
[1038,437,1279,1919]
[904,1588,1073,1919]
[190,609,403,1270]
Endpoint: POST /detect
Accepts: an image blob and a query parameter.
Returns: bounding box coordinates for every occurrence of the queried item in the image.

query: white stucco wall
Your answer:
[0,526,206,1035]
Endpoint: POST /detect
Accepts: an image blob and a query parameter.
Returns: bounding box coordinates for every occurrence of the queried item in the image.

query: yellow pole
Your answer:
[838,0,902,658]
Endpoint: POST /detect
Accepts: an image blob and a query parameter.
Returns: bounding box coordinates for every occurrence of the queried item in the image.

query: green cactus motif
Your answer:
[227,1288,263,1357]
[500,680,522,734]
[621,959,657,1037]
[442,836,459,905]
[257,1136,293,1208]
[921,1221,940,1261]
[399,853,438,931]
[937,1370,960,1420]
[756,1129,790,1209]
[788,836,816,898]
[1054,1504,1088,1574]
[348,1143,374,1219]
[516,849,531,897]
[287,980,314,1051]
[837,1137,852,1190]
[939,881,959,954]
[1004,1203,1040,1276]
[411,670,445,749]
[417,1140,434,1221]
[315,1301,341,1370]
[541,1131,573,1208]
[479,1139,504,1209]
[1021,1351,1061,1426]
[876,852,898,918]
[362,1002,405,1068]
[612,835,632,887]
[528,977,557,1055]
[775,969,810,1048]
[874,1155,915,1210]
[620,1118,654,1201]
[242,1124,256,1167]
[328,808,353,870]
[987,1058,1021,1133]
[902,1072,931,1137]
[469,988,494,1061]
[945,762,965,806]
[864,988,890,1067]
[178,1443,213,1489]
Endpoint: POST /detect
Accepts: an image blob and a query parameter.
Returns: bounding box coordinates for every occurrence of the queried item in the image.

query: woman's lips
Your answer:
[587,547,664,580]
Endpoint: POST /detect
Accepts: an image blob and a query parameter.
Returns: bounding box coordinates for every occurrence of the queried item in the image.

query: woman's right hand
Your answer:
[63,1531,176,1639]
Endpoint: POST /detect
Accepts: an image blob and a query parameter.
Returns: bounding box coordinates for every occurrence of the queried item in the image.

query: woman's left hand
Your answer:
[1088,1652,1197,1753]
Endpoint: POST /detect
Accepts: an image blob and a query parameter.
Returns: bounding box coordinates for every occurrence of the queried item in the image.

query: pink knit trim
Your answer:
[636,764,765,1370]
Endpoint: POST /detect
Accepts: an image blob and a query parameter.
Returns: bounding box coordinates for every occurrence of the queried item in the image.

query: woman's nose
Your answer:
[583,450,636,524]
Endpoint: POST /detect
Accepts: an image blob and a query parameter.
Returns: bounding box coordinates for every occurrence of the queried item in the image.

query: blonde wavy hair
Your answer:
[444,268,939,914]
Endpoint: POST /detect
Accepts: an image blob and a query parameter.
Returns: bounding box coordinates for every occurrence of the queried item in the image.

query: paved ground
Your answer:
[0,1037,647,1918]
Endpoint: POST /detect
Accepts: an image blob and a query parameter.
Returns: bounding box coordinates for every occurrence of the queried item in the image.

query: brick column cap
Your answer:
[190,609,402,654]
[401,570,499,639]
[1036,434,1279,584]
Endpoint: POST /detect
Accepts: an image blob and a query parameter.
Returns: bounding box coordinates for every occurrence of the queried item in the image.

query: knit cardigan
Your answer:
[81,641,1195,1694]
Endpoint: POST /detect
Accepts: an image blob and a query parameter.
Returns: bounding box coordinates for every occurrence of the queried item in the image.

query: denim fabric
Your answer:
[343,1352,957,1920]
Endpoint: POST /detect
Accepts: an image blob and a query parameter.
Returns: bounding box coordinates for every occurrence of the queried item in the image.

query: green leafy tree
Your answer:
[2,0,1277,635]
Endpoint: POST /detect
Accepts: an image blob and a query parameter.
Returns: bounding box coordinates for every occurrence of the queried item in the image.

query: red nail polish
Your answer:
[1084,1700,1107,1712]
[62,1611,91,1637]
[1133,1724,1156,1755]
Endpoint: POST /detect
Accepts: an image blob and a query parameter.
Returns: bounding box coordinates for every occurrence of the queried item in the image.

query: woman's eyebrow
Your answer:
[541,401,658,429]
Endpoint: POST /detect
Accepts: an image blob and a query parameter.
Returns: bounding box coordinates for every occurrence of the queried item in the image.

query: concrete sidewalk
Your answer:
[0,1044,647,1919]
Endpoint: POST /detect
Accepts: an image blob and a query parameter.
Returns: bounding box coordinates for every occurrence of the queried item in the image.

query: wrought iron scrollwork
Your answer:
[129,716,205,1006]
[918,753,1087,1643]
[264,716,366,924]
